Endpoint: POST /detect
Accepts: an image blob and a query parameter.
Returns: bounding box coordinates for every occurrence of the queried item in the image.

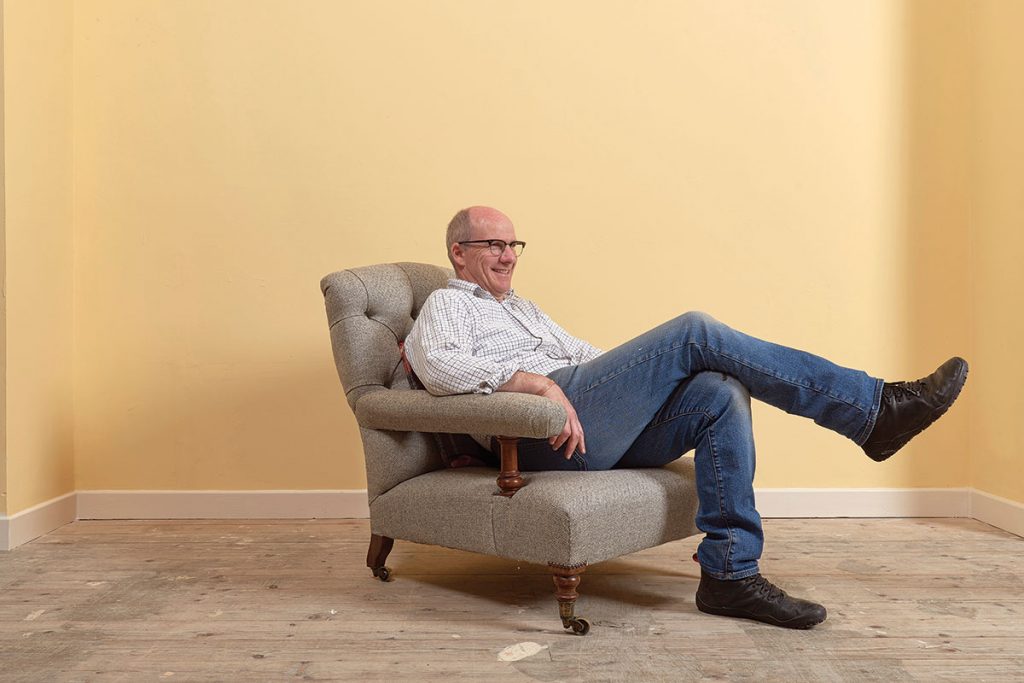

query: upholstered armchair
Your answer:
[321,262,700,635]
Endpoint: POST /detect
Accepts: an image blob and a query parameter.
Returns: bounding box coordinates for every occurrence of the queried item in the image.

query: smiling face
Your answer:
[450,207,518,301]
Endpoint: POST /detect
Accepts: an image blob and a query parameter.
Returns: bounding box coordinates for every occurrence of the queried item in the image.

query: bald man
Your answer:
[405,206,968,629]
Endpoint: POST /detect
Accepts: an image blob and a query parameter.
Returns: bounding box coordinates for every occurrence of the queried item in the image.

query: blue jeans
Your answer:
[515,311,883,580]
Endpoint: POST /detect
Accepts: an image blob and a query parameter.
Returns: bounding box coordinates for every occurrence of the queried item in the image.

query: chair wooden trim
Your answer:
[494,436,525,497]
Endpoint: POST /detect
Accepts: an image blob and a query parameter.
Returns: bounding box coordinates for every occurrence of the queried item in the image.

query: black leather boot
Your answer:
[696,571,827,629]
[862,356,968,462]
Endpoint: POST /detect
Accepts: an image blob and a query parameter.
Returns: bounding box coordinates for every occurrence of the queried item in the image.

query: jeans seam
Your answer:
[571,451,588,471]
[706,420,735,577]
[853,377,885,445]
[643,409,712,432]
[695,341,869,413]
[577,338,869,416]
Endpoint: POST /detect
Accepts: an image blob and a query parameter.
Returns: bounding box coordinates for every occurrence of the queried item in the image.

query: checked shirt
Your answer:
[405,279,603,396]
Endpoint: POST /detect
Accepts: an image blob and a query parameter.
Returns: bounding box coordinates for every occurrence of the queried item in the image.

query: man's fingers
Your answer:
[564,431,580,460]
[568,412,586,455]
[564,417,586,459]
[549,398,585,460]
[550,425,571,452]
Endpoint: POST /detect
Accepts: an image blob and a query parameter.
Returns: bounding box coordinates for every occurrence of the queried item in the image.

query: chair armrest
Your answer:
[353,389,567,438]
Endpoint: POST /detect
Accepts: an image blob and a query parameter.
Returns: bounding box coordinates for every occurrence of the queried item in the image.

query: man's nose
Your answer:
[499,246,517,261]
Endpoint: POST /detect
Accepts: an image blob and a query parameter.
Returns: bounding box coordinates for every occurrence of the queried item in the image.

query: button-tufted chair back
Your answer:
[320,262,454,499]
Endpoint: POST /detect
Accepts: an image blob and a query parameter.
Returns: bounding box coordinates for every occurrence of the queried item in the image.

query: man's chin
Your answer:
[485,281,512,298]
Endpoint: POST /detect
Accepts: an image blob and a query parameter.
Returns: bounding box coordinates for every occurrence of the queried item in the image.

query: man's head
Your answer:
[446,206,520,301]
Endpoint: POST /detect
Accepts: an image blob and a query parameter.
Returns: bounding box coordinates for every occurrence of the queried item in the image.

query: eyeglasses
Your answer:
[458,239,527,256]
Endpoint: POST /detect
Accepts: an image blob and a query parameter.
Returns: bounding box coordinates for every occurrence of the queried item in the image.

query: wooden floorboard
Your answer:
[1,518,1022,682]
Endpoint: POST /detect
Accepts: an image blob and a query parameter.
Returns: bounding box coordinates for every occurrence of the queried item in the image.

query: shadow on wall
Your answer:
[899,2,972,486]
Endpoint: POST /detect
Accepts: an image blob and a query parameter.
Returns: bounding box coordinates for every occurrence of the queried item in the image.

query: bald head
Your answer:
[445,206,514,268]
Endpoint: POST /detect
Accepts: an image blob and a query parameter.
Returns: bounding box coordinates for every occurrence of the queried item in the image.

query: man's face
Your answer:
[451,209,518,300]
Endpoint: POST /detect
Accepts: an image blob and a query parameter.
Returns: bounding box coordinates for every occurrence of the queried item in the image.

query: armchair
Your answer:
[321,262,700,634]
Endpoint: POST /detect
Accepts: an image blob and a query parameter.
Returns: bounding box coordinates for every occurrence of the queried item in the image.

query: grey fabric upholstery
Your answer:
[355,390,566,438]
[371,458,700,567]
[321,262,700,565]
[322,262,450,407]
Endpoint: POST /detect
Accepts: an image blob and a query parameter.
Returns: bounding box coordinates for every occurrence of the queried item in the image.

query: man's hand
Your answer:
[539,381,586,459]
[497,371,586,460]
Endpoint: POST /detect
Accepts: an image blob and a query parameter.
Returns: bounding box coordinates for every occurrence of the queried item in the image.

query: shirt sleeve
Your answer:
[533,305,603,364]
[405,291,518,395]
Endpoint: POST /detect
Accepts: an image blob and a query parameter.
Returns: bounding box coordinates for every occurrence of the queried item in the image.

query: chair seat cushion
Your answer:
[370,457,700,567]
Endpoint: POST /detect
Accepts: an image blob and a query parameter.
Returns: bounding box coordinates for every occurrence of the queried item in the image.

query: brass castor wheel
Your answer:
[563,617,591,635]
[371,566,392,582]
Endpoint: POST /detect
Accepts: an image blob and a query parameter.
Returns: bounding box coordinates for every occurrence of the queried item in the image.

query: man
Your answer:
[405,206,968,630]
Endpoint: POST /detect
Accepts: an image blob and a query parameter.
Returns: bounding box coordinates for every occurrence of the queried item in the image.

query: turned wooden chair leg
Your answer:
[549,563,590,635]
[366,534,395,582]
[495,436,525,497]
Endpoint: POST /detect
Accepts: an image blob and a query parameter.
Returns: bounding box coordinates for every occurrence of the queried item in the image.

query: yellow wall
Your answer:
[2,0,75,514]
[72,0,943,492]
[969,0,1024,504]
[0,1,6,516]
[900,1,972,491]
[0,1,1009,505]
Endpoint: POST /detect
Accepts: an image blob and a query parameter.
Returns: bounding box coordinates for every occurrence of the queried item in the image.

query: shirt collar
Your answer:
[448,278,516,302]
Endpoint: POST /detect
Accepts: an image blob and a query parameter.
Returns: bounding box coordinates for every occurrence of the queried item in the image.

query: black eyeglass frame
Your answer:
[457,239,527,256]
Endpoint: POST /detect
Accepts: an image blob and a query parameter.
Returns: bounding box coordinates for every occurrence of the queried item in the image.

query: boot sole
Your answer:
[695,594,827,630]
[867,359,969,462]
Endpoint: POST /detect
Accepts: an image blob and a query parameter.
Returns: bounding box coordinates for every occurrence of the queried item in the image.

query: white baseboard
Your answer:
[755,487,1022,537]
[755,487,971,518]
[970,488,1024,538]
[0,491,78,551]
[76,489,370,521]
[4,486,1020,551]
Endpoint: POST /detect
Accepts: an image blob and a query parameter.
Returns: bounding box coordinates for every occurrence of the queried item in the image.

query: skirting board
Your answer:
[755,487,972,518]
[0,492,77,551]
[70,487,1024,535]
[4,487,1021,551]
[970,488,1024,538]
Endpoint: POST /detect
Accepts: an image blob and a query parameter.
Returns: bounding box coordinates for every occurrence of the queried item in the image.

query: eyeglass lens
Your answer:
[490,241,524,256]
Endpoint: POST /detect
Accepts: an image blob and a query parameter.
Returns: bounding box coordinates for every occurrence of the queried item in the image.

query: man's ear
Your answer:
[450,243,466,268]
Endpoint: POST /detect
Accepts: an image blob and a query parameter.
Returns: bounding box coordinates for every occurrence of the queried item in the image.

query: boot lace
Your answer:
[750,575,786,604]
[882,380,925,403]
